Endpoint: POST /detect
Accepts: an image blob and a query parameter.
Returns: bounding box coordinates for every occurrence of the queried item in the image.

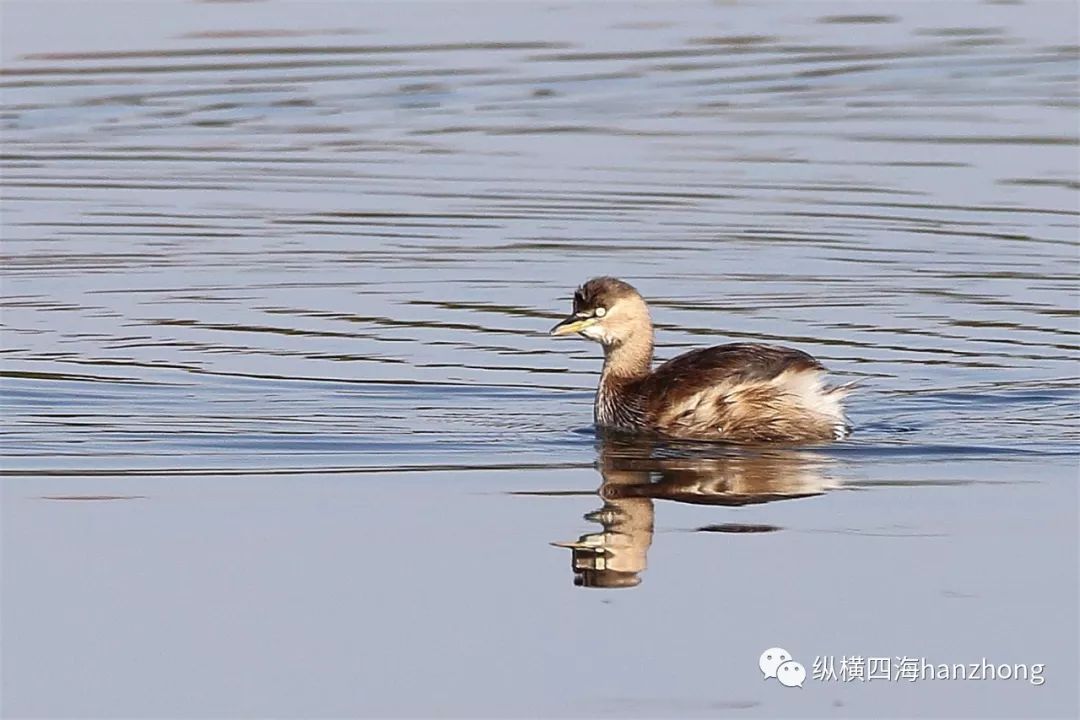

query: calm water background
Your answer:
[2,1,1078,717]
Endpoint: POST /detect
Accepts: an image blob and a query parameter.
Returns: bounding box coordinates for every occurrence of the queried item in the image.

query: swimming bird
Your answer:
[550,277,851,442]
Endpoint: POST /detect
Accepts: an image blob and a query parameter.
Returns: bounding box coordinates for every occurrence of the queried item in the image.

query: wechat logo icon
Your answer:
[760,647,806,688]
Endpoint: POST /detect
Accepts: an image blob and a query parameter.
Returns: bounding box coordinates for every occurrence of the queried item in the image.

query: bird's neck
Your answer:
[601,335,654,382]
[595,334,653,428]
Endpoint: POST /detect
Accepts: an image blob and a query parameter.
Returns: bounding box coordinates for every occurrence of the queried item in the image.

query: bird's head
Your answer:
[550,277,652,348]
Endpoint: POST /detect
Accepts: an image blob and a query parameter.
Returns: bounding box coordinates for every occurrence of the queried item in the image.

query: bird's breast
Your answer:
[594,379,647,430]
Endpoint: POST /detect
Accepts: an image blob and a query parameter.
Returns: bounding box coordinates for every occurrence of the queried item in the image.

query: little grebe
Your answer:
[550,277,851,442]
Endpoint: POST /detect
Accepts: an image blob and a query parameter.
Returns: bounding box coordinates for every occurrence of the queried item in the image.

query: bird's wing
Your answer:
[641,344,841,441]
[648,343,823,389]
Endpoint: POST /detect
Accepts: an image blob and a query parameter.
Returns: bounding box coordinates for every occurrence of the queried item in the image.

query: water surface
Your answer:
[2,1,1078,717]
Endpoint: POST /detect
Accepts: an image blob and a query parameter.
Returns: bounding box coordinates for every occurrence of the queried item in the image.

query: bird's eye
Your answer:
[595,307,607,317]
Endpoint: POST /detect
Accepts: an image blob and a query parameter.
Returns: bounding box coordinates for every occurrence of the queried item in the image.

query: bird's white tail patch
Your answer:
[772,369,852,434]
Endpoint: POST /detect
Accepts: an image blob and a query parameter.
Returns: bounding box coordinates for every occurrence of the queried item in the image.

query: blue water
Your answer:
[2,0,1077,717]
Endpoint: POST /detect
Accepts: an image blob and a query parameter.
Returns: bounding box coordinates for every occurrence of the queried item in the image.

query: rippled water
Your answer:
[2,1,1078,717]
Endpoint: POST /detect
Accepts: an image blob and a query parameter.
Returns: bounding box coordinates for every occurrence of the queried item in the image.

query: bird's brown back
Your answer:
[642,343,822,400]
[634,343,839,441]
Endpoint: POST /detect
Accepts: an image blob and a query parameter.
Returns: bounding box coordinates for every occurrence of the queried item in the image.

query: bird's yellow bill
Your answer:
[550,315,596,336]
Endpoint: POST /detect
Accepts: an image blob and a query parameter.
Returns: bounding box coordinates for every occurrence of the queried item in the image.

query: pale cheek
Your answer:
[580,324,608,342]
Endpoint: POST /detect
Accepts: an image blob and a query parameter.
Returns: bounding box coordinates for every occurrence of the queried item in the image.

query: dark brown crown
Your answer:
[572,277,641,313]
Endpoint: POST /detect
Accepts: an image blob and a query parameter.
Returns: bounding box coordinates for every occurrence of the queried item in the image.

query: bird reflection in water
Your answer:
[552,434,839,588]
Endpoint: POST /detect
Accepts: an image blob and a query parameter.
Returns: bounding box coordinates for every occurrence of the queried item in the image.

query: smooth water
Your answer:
[2,1,1078,717]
